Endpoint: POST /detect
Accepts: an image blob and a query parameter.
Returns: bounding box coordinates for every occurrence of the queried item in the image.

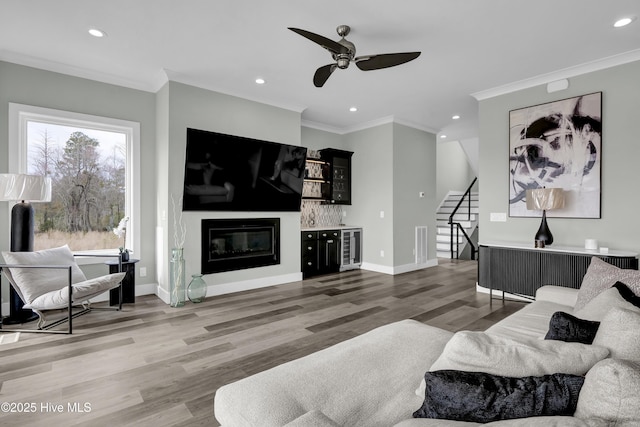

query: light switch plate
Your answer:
[490,212,507,222]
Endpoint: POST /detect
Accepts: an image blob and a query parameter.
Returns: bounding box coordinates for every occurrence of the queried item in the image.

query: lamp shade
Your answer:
[0,174,51,202]
[526,188,564,211]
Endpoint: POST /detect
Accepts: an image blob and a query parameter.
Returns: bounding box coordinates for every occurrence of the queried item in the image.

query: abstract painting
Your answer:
[509,92,602,218]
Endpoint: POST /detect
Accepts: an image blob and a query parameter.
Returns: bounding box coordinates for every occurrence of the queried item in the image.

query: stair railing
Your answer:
[448,177,478,260]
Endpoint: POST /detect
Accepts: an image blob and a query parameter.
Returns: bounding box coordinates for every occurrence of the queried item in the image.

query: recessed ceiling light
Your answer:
[88,28,106,38]
[349,107,358,112]
[440,134,447,139]
[452,115,460,120]
[614,17,635,27]
[255,78,266,85]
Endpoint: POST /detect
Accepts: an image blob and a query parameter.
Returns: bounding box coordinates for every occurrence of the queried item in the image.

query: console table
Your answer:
[479,241,638,302]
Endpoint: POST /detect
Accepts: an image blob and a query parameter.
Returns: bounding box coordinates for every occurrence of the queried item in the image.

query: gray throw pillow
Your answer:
[574,257,640,311]
[574,287,640,322]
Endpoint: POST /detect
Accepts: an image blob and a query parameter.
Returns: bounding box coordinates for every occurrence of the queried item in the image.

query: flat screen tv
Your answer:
[182,128,307,212]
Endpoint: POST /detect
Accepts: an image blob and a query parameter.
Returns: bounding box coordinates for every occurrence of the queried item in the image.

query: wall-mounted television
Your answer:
[183,128,307,212]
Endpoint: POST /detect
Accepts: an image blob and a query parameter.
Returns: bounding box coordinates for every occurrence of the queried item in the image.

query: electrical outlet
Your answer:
[380,211,385,219]
[140,267,147,277]
[380,250,385,257]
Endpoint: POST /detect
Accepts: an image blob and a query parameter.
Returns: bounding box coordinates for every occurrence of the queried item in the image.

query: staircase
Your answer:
[436,191,479,259]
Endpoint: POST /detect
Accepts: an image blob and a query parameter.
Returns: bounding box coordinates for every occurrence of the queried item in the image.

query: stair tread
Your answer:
[437,189,479,260]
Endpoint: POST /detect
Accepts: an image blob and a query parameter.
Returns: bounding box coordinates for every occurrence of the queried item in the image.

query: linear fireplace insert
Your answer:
[201,218,280,274]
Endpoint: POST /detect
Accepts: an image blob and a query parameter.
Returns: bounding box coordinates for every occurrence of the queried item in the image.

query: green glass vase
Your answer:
[187,274,207,303]
[169,248,185,307]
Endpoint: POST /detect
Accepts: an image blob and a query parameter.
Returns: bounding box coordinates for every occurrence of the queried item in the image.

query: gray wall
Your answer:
[0,61,158,285]
[300,126,342,151]
[437,139,475,204]
[393,123,437,267]
[479,59,640,253]
[344,124,396,267]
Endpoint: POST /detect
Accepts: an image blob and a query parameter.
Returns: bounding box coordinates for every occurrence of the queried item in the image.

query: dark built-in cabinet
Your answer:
[321,149,353,205]
[303,149,353,205]
[302,230,341,278]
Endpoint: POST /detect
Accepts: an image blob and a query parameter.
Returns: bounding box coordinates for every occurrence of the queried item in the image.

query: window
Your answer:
[9,104,140,255]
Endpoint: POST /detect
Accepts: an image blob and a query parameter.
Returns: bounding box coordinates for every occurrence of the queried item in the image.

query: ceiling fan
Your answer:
[288,25,421,87]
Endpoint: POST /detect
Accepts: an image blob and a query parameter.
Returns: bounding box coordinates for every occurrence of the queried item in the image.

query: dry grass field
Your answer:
[34,230,121,251]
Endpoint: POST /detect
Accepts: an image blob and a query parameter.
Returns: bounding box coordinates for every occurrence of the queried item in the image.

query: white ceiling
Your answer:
[1,1,639,141]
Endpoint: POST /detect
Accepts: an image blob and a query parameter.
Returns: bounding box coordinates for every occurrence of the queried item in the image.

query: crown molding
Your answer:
[0,50,158,92]
[300,120,345,134]
[472,49,640,101]
[393,118,439,135]
[302,115,440,136]
[161,70,307,113]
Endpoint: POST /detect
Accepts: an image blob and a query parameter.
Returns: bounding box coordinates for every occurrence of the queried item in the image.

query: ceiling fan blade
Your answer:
[313,64,337,87]
[355,52,421,71]
[288,27,348,55]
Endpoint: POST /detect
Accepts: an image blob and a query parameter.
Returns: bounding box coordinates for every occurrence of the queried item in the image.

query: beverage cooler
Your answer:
[340,228,362,271]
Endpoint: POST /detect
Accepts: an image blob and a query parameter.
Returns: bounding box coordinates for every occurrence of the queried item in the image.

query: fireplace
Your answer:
[201,218,280,274]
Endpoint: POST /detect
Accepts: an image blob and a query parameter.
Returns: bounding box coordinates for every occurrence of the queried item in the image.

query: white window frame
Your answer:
[8,103,141,263]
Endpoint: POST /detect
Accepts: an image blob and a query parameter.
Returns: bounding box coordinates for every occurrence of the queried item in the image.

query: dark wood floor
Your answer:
[0,259,526,426]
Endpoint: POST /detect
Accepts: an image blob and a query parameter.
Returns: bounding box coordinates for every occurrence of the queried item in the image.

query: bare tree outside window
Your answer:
[27,121,127,251]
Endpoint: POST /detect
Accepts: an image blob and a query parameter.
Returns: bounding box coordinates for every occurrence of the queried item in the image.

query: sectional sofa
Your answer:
[214,257,640,426]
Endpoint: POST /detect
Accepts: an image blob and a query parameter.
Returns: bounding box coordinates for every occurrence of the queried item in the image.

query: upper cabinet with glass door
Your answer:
[320,148,353,205]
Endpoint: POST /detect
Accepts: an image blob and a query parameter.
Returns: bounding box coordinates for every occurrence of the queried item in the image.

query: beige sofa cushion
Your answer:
[485,300,573,340]
[214,320,453,427]
[430,331,609,377]
[592,307,640,362]
[575,359,640,423]
[283,410,340,427]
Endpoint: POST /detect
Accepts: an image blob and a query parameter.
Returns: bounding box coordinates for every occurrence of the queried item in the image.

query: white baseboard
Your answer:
[361,258,438,275]
[360,262,395,275]
[156,283,170,304]
[155,272,303,304]
[206,272,303,297]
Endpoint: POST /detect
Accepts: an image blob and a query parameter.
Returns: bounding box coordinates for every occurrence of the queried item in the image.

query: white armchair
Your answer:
[0,245,125,334]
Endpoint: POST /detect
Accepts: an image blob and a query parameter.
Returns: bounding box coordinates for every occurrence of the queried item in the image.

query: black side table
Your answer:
[105,259,139,306]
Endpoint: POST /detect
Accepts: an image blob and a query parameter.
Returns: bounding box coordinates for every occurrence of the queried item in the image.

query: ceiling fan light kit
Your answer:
[289,25,421,87]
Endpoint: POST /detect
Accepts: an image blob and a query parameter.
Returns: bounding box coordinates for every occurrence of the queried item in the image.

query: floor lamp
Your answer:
[526,187,565,248]
[0,174,52,324]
